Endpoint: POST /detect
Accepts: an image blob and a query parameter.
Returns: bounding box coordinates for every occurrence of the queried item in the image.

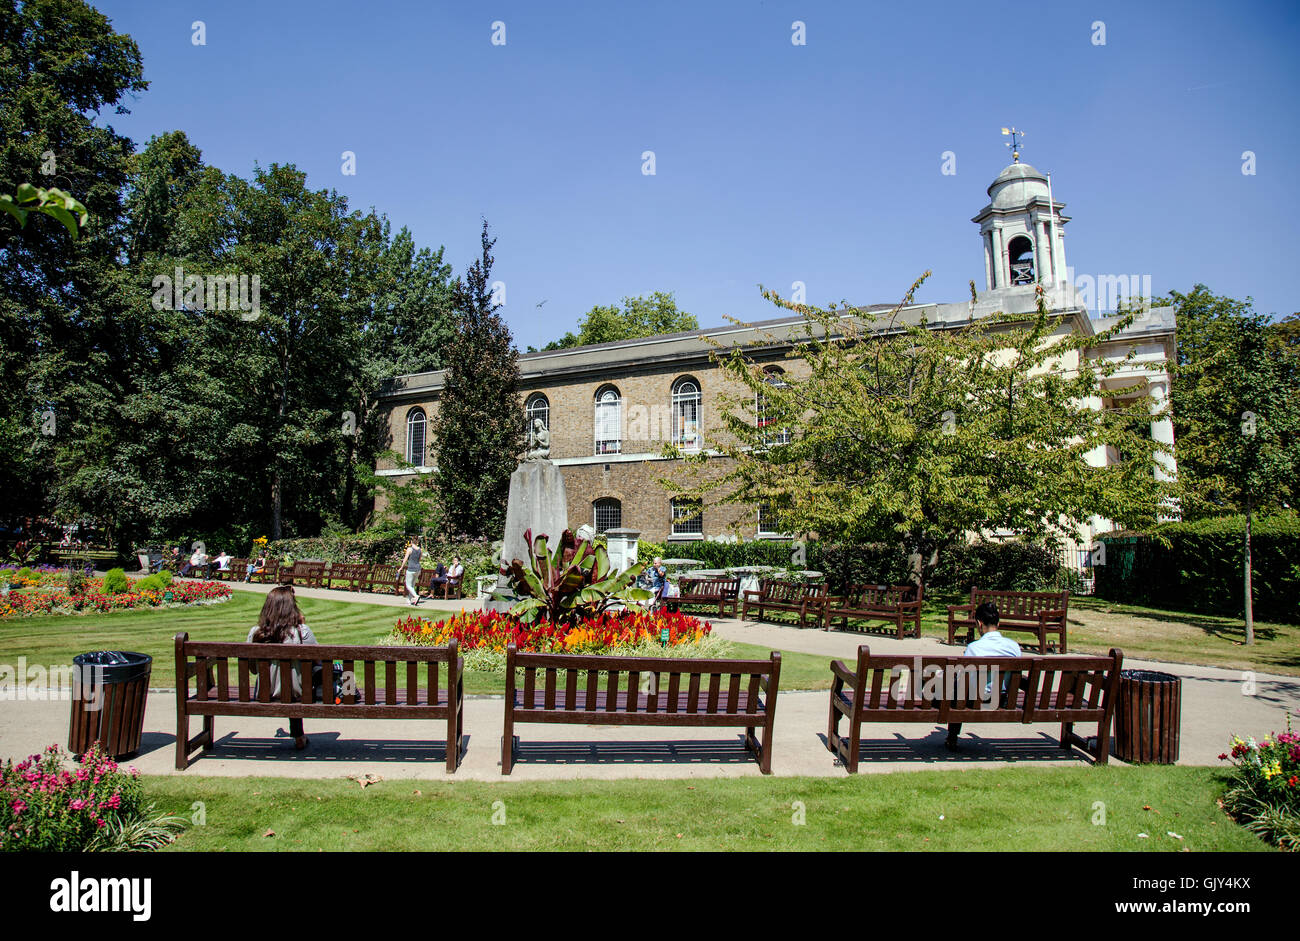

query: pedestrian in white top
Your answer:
[946,601,1022,751]
[400,537,423,606]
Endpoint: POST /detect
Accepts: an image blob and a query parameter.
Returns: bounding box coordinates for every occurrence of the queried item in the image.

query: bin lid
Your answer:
[1120,669,1179,683]
[73,650,152,667]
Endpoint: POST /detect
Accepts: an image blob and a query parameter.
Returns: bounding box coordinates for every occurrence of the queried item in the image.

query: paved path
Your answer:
[3,586,1296,781]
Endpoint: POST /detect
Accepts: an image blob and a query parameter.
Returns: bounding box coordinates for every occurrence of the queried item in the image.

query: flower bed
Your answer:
[1219,726,1300,851]
[1,745,182,851]
[389,608,726,672]
[0,577,232,619]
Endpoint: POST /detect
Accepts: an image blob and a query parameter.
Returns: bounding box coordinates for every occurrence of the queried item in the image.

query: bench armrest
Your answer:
[947,603,976,615]
[829,660,858,688]
[742,590,763,600]
[1038,608,1068,620]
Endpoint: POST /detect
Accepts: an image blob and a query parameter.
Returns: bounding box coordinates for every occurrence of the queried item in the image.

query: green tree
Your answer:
[0,0,146,524]
[1168,285,1299,642]
[433,221,523,538]
[539,291,697,350]
[667,277,1174,592]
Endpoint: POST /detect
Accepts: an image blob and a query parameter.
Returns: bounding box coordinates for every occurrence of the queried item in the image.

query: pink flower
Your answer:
[9,800,25,815]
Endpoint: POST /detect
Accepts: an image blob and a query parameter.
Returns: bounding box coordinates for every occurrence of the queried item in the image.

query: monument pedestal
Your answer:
[484,459,570,614]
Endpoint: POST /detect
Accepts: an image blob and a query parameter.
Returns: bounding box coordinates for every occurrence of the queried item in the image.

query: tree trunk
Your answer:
[271,471,282,541]
[1244,496,1254,645]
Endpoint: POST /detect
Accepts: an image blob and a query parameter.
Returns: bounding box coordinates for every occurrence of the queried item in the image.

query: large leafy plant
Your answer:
[498,528,651,625]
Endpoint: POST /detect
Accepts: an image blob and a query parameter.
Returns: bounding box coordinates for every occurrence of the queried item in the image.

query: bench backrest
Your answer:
[506,643,780,718]
[229,558,249,579]
[174,632,460,709]
[760,579,827,602]
[329,563,368,585]
[289,560,327,587]
[971,589,1069,620]
[844,583,921,607]
[842,644,1121,721]
[369,565,401,590]
[680,577,740,597]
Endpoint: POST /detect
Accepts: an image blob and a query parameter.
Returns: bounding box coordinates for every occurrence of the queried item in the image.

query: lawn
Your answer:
[0,591,836,693]
[861,594,1298,676]
[146,765,1270,852]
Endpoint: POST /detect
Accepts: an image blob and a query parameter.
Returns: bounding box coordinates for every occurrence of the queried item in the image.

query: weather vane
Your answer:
[1001,126,1024,163]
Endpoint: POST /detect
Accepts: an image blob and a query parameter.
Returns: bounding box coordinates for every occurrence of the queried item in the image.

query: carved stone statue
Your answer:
[525,418,551,461]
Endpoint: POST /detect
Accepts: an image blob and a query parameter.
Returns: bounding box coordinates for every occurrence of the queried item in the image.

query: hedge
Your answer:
[1095,513,1300,623]
[636,537,1071,596]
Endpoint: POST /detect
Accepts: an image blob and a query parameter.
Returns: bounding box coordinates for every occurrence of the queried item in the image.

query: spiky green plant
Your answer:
[498,528,652,625]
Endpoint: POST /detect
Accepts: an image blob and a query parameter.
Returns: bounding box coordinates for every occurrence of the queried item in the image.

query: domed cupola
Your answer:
[972,152,1069,291]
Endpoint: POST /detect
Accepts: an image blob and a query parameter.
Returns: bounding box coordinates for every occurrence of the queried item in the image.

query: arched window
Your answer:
[405,407,427,466]
[593,498,622,533]
[525,393,550,430]
[671,377,702,450]
[756,367,790,446]
[594,386,622,455]
[1008,236,1035,285]
[670,497,703,536]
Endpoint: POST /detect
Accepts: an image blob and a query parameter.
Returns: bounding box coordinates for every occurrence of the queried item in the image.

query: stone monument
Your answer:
[485,420,570,614]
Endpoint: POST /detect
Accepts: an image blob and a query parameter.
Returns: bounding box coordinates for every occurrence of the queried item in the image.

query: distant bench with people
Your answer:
[206,558,466,599]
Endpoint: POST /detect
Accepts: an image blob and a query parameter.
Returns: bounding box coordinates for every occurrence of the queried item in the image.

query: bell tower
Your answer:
[972,138,1069,291]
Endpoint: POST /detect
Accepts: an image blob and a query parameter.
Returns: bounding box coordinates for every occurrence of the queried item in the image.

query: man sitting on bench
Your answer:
[946,601,1021,751]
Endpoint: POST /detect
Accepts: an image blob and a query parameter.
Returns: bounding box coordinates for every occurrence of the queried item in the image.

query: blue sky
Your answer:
[95,0,1300,349]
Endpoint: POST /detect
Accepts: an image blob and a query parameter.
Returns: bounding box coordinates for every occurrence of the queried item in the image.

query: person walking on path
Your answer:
[399,537,423,606]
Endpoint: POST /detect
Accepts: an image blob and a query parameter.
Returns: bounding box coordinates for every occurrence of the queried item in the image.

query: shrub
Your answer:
[929,538,1070,596]
[64,566,86,595]
[1096,513,1300,622]
[101,567,130,595]
[134,574,164,592]
[156,568,173,587]
[0,744,184,852]
[1219,725,1300,851]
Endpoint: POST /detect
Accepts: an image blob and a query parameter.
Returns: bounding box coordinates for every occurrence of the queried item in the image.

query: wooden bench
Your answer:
[249,559,280,584]
[822,583,923,638]
[173,632,464,772]
[363,564,402,595]
[325,563,370,592]
[224,558,249,581]
[827,644,1122,772]
[502,643,782,774]
[286,560,327,589]
[740,578,828,628]
[947,589,1070,653]
[670,576,740,617]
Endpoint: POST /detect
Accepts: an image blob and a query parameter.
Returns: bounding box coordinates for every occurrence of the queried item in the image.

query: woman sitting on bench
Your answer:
[247,585,318,751]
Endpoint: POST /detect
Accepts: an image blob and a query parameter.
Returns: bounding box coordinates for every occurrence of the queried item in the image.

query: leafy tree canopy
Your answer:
[537,291,697,350]
[665,277,1175,589]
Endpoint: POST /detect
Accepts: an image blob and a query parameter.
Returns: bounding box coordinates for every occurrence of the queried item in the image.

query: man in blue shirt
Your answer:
[946,601,1021,751]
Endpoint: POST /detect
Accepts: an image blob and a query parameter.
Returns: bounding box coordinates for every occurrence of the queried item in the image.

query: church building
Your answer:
[374,157,1177,553]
